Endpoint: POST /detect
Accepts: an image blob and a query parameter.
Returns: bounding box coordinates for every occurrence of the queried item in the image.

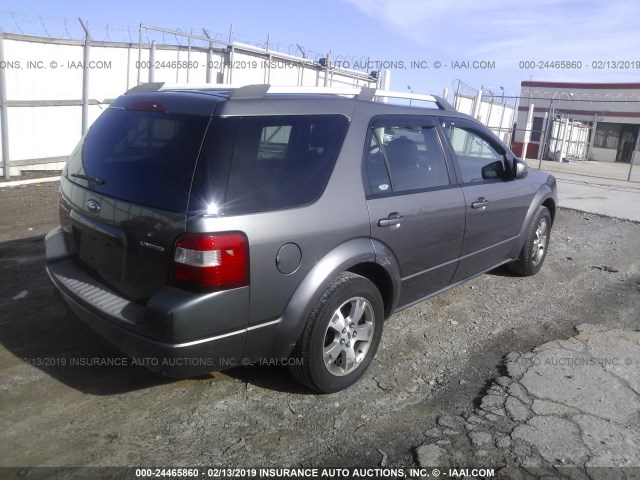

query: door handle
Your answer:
[378,213,405,227]
[471,197,489,209]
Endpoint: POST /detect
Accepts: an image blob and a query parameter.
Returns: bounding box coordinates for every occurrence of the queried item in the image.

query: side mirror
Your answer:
[481,160,505,180]
[513,157,528,179]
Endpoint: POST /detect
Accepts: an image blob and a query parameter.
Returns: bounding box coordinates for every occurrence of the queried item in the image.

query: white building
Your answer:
[513,81,640,163]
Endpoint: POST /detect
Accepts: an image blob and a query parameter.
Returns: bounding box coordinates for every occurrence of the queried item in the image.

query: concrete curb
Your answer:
[552,173,640,222]
[558,206,640,225]
[0,176,61,188]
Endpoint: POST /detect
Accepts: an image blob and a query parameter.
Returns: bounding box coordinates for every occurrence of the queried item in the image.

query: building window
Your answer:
[594,123,624,149]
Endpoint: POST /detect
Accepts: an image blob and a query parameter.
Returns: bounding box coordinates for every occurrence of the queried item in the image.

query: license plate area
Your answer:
[73,225,126,280]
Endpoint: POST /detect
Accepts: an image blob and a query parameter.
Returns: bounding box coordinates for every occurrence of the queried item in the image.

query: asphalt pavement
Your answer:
[415,324,640,477]
[551,170,640,222]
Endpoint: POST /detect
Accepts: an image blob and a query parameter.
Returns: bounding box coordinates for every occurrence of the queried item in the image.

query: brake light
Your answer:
[126,100,166,112]
[172,233,249,292]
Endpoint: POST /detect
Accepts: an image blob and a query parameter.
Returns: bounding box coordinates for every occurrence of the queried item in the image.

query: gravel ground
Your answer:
[0,180,60,242]
[0,181,639,474]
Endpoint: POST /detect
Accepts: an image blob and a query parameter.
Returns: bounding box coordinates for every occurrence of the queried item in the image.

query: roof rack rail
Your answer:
[125,83,456,111]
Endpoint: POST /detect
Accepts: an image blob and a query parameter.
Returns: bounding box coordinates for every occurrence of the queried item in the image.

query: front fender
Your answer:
[509,175,557,259]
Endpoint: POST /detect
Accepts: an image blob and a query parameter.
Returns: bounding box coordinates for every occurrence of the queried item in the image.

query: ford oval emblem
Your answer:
[86,199,101,214]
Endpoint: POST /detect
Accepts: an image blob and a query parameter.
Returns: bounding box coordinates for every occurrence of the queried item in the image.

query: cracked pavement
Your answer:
[415,324,640,479]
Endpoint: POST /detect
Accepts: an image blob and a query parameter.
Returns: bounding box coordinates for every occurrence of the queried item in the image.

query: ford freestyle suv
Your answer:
[45,83,557,393]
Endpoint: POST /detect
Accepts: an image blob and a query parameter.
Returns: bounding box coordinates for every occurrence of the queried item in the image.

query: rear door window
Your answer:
[364,119,451,196]
[66,108,210,212]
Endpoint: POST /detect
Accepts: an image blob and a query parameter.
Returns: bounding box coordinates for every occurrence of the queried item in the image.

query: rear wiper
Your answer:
[70,173,105,185]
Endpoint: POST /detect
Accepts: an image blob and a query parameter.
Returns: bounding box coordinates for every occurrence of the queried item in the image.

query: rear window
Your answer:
[66,108,210,212]
[190,115,349,216]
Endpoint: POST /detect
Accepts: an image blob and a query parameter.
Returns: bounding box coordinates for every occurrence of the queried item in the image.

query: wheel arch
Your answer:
[263,237,400,359]
[347,262,395,319]
[542,197,556,225]
[509,183,557,259]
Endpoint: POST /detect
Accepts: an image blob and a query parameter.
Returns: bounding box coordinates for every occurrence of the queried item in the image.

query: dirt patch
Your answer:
[0,183,639,470]
[0,180,60,242]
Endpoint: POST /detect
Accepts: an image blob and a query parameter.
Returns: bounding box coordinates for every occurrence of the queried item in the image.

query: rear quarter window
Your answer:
[192,115,349,216]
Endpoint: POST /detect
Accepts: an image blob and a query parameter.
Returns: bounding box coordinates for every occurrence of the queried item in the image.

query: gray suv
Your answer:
[45,83,557,393]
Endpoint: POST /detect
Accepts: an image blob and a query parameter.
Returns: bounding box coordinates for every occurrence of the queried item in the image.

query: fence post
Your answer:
[537,111,548,165]
[227,24,235,84]
[558,117,570,162]
[227,44,235,84]
[137,24,143,85]
[472,88,482,120]
[586,114,598,161]
[265,53,271,84]
[566,120,575,159]
[522,103,534,161]
[0,30,10,179]
[206,46,213,83]
[324,51,331,87]
[498,101,507,144]
[148,41,155,82]
[627,127,640,181]
[486,98,494,130]
[126,45,131,90]
[381,69,391,103]
[202,30,214,84]
[187,34,191,83]
[79,19,91,135]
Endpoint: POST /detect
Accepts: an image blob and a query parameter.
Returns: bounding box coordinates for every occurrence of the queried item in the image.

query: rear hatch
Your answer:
[60,93,216,302]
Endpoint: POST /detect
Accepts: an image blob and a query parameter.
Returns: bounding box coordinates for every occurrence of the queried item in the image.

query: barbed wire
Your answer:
[1,12,86,39]
[450,79,519,107]
[0,10,361,65]
[0,11,379,75]
[522,89,640,103]
[451,79,640,108]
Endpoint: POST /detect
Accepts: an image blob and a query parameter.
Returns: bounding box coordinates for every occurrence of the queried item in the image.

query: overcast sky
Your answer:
[2,0,639,96]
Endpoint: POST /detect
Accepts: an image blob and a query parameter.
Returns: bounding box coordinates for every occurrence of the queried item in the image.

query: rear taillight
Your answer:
[172,233,249,292]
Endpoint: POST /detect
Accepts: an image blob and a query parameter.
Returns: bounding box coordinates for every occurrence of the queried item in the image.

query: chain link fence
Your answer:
[0,11,336,60]
[0,12,378,178]
[450,80,640,182]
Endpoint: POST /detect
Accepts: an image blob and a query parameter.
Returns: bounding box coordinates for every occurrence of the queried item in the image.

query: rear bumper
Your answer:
[45,227,247,377]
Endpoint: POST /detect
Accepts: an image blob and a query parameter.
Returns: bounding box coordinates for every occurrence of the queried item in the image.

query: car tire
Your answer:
[289,272,384,393]
[508,206,552,276]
